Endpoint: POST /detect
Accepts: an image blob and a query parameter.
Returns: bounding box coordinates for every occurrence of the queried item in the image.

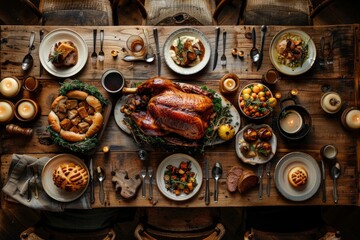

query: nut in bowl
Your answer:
[238,83,276,120]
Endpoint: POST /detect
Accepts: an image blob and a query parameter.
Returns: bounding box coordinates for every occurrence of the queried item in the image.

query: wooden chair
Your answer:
[241,0,335,25]
[134,208,226,240]
[112,0,241,26]
[20,226,116,240]
[19,209,125,240]
[22,0,114,25]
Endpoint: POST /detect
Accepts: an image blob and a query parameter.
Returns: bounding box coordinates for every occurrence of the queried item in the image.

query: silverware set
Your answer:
[220,31,227,67]
[257,164,263,200]
[265,161,271,197]
[26,165,39,201]
[138,150,153,200]
[91,29,104,67]
[212,27,220,70]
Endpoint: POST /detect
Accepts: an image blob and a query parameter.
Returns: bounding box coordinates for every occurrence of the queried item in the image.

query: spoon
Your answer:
[122,54,155,63]
[143,29,156,63]
[21,31,35,71]
[212,162,223,202]
[330,162,341,204]
[250,27,259,63]
[96,166,106,205]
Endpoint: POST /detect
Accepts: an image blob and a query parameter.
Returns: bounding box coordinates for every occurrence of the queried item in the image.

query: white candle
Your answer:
[0,77,19,98]
[223,78,236,91]
[280,110,303,134]
[17,101,35,119]
[0,101,13,122]
[345,109,360,129]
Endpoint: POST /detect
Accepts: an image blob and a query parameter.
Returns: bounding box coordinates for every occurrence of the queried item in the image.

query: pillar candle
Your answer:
[0,77,19,98]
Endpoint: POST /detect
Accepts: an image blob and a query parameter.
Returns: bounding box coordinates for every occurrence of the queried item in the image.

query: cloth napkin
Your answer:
[2,154,91,212]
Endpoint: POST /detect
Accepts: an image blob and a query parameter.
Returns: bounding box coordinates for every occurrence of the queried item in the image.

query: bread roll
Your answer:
[237,170,258,194]
[53,162,88,192]
[66,90,88,100]
[86,95,102,113]
[48,111,61,133]
[60,130,86,142]
[288,166,308,188]
[226,166,244,192]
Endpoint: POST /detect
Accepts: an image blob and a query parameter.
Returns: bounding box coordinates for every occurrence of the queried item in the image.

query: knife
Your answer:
[265,161,271,197]
[321,160,326,203]
[212,27,220,70]
[39,29,44,77]
[257,164,263,200]
[153,28,161,76]
[89,158,95,204]
[205,159,210,205]
[256,25,267,71]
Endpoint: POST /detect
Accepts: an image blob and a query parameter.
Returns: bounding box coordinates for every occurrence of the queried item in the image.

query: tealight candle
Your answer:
[279,110,303,134]
[0,101,14,123]
[17,100,35,120]
[223,78,236,91]
[345,109,360,129]
[219,73,240,94]
[0,77,20,98]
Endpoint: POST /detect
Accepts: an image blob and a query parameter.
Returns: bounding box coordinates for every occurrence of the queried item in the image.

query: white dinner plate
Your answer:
[41,154,89,202]
[39,28,88,78]
[114,86,241,145]
[235,124,277,165]
[269,29,316,76]
[163,28,211,75]
[274,152,321,201]
[156,153,202,201]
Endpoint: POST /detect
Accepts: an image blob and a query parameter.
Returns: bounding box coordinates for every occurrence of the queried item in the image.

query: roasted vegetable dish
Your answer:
[163,161,197,195]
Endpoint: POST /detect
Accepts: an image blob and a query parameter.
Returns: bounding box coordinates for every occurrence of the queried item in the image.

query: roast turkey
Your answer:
[122,77,214,140]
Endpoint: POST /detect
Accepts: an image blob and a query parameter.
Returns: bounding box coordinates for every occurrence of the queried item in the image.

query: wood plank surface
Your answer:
[0,25,359,209]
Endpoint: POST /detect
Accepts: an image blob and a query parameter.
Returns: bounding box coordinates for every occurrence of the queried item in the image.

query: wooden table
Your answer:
[1,25,359,208]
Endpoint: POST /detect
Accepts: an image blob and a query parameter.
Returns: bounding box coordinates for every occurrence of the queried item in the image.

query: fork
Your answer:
[140,167,147,198]
[148,167,153,200]
[98,30,104,62]
[319,36,325,68]
[221,31,227,67]
[91,29,97,65]
[326,33,334,66]
[32,165,39,199]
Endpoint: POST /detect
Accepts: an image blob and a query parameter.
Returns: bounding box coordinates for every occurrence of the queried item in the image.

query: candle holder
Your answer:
[262,69,280,85]
[219,73,240,94]
[0,76,21,98]
[277,98,312,141]
[341,107,360,130]
[0,99,15,124]
[14,99,39,122]
[23,76,42,95]
[320,91,342,114]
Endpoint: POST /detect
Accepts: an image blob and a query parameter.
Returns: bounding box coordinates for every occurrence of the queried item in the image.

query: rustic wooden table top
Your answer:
[1,24,359,208]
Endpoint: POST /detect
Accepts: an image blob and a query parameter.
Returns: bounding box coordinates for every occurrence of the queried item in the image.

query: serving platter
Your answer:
[39,28,88,78]
[156,153,202,201]
[114,87,241,146]
[274,152,321,201]
[41,154,89,202]
[163,28,211,75]
[235,124,277,165]
[269,29,316,76]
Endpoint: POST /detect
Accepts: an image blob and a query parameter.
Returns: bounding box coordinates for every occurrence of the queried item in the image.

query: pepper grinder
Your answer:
[5,124,33,136]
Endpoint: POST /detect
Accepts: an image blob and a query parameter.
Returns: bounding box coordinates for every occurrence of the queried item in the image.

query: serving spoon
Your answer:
[330,161,341,204]
[250,27,259,63]
[96,166,106,205]
[21,31,35,71]
[212,162,223,202]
